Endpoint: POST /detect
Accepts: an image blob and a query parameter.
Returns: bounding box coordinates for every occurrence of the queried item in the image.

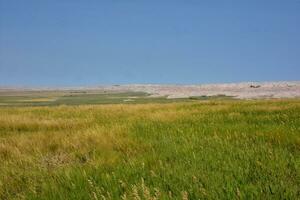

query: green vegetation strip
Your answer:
[0,100,299,199]
[0,91,189,106]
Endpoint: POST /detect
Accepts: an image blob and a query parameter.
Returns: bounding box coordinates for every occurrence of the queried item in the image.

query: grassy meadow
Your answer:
[0,99,299,199]
[0,91,188,106]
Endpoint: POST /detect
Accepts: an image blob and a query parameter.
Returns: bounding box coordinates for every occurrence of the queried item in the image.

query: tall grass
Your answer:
[0,100,299,199]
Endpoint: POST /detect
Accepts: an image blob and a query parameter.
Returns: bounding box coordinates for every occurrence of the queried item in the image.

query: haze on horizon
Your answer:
[0,1,300,87]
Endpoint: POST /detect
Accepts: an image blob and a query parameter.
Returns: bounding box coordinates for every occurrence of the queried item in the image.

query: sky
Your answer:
[0,0,300,86]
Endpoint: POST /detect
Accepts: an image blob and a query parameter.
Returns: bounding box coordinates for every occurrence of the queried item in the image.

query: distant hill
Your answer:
[1,81,299,99]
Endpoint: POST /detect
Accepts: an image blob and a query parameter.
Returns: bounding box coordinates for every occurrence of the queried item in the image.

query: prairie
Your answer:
[0,99,299,199]
[0,91,186,106]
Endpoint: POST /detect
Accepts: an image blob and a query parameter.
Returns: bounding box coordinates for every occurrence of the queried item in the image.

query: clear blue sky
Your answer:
[0,0,299,86]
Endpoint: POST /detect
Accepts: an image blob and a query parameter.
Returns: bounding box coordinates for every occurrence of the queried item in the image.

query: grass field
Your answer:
[0,91,190,106]
[0,99,299,199]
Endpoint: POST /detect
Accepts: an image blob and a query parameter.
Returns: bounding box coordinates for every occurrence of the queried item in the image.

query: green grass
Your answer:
[0,91,236,107]
[0,91,192,106]
[0,99,299,199]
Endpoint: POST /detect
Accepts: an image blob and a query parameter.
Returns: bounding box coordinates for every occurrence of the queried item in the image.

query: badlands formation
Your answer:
[1,81,299,99]
[111,81,300,99]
